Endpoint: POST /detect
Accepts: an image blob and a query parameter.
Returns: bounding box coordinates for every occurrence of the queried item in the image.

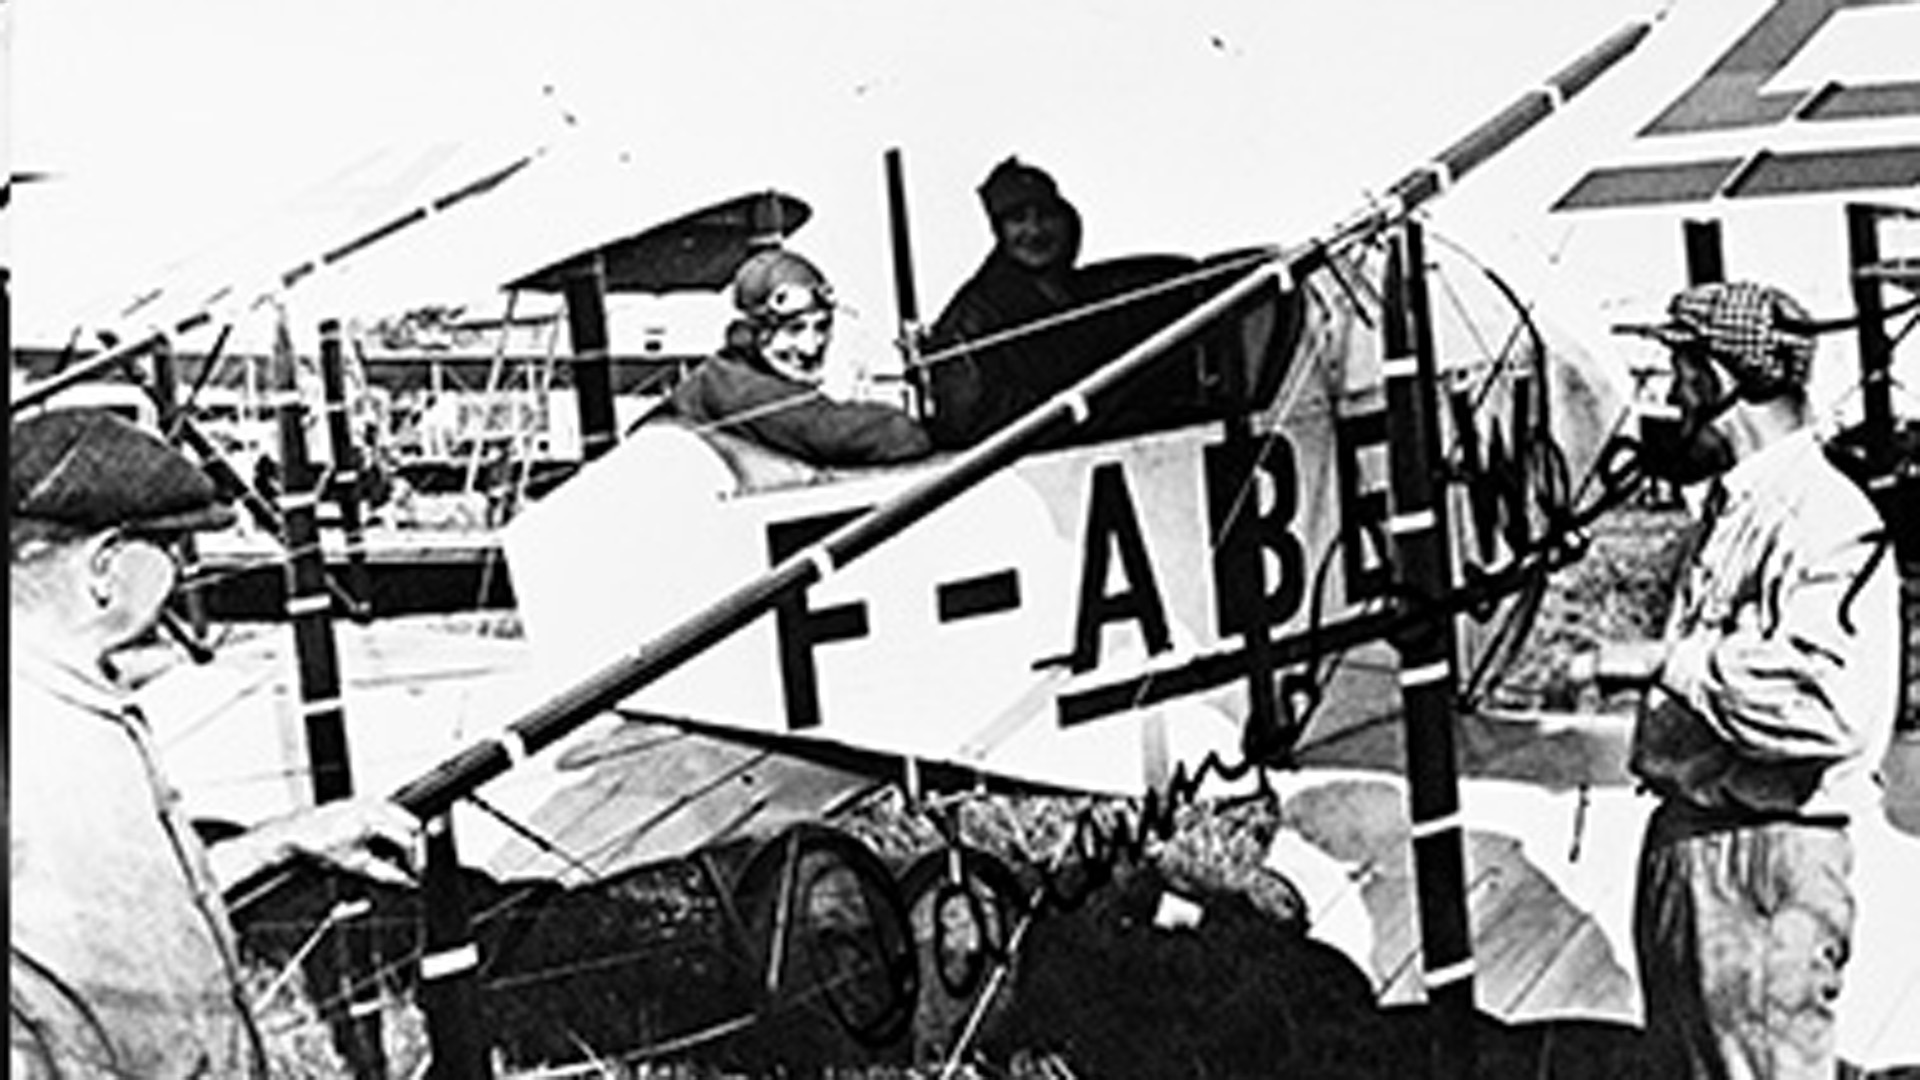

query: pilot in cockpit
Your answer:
[919,157,1087,450]
[917,157,1242,450]
[663,248,932,467]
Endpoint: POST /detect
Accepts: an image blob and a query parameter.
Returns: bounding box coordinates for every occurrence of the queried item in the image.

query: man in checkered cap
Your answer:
[1616,282,1902,1078]
[1650,279,1817,402]
[10,407,418,1078]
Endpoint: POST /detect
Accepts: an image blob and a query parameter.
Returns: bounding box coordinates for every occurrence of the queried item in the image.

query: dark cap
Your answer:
[1621,281,1816,398]
[11,408,236,533]
[978,157,1068,221]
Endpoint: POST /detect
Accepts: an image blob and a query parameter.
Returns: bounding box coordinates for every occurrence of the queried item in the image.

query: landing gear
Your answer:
[731,823,918,1051]
[899,845,1027,1062]
[726,821,1029,1064]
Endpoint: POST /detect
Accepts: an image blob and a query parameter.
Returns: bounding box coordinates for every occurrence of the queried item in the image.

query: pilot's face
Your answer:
[758,309,834,385]
[996,201,1073,273]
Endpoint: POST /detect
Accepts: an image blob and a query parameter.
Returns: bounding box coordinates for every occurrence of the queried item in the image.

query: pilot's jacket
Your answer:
[921,250,1085,450]
[10,646,267,1079]
[1631,426,1899,1079]
[667,347,932,467]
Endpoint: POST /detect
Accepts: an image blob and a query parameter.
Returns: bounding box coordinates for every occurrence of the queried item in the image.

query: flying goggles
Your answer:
[750,280,835,324]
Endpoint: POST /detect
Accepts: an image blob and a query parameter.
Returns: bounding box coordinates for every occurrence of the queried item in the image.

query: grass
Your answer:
[1493,498,1693,710]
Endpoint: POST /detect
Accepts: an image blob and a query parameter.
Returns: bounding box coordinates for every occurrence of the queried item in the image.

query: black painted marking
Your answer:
[938,569,1022,623]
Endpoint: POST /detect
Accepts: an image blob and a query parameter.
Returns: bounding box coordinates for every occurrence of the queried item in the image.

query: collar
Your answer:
[10,635,130,718]
[1718,425,1819,503]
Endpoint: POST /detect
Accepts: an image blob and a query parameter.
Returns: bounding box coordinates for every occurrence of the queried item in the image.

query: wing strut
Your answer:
[1384,219,1476,1078]
[11,147,544,417]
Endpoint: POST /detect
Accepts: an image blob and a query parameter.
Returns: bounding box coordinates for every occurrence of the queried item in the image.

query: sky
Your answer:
[4,1,1652,345]
[6,0,1917,406]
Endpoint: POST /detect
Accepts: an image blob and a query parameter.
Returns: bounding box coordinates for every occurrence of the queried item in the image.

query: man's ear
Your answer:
[82,531,121,608]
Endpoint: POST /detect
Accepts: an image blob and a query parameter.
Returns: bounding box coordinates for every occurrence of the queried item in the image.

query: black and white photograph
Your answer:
[8,1,1918,1076]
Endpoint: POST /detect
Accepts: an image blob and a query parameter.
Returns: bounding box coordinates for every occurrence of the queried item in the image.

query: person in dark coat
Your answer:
[668,248,931,466]
[920,157,1087,449]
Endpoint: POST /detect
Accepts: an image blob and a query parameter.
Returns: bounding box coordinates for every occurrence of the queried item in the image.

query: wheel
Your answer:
[731,824,918,1051]
[898,845,1027,1062]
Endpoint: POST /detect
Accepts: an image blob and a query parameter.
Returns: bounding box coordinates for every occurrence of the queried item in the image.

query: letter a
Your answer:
[1069,464,1172,673]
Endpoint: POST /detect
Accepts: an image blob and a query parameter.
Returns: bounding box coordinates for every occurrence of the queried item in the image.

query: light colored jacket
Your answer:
[1632,428,1901,820]
[9,646,266,1078]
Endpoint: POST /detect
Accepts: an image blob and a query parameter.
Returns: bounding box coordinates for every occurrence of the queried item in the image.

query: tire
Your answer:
[731,824,918,1051]
[898,845,1027,1063]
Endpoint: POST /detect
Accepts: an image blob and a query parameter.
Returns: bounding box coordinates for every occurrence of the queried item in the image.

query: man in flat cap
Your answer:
[9,407,416,1078]
[1607,282,1901,1077]
[919,156,1087,448]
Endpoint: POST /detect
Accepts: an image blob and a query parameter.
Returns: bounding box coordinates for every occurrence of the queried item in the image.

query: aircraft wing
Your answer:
[483,701,1097,886]
[481,714,884,885]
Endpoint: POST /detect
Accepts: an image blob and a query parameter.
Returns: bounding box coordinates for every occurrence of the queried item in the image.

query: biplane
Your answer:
[10,0,1917,1075]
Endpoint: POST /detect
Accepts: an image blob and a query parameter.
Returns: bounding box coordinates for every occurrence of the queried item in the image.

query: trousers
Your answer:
[1634,800,1854,1080]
